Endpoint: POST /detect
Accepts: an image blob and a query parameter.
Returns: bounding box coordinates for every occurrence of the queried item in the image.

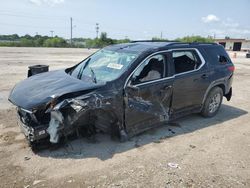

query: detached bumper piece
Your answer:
[18,120,49,142]
[17,108,49,143]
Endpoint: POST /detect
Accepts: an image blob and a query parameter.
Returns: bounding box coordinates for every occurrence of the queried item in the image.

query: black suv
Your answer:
[9,41,234,145]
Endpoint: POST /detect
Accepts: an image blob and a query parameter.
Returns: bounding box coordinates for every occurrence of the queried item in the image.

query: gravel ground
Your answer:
[0,47,249,188]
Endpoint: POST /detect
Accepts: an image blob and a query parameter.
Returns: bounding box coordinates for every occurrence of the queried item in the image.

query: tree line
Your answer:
[0,33,214,48]
[0,34,68,47]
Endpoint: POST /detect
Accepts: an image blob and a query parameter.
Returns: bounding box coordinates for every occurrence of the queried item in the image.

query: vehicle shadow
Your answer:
[37,104,248,160]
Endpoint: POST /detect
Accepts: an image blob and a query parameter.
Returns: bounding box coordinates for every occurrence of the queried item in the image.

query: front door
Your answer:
[124,53,174,135]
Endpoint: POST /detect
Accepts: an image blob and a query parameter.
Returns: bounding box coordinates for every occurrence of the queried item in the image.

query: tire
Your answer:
[201,87,223,117]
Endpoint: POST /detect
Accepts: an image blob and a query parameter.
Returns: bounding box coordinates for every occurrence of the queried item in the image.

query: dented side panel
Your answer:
[124,78,174,136]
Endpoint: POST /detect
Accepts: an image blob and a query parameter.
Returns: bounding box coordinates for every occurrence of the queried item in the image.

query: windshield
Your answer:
[70,49,138,83]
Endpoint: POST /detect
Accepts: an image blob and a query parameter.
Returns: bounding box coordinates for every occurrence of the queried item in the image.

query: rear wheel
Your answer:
[201,87,223,117]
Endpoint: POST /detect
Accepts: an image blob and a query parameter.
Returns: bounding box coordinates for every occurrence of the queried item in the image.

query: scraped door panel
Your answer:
[124,79,173,135]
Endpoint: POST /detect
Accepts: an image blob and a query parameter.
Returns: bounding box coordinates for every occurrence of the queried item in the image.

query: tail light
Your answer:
[227,66,235,72]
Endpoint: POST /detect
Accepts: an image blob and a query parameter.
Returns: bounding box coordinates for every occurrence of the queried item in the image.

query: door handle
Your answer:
[201,74,209,79]
[163,85,172,90]
[160,85,172,92]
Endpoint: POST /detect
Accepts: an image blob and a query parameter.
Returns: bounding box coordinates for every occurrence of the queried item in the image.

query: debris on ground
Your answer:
[24,156,31,161]
[33,180,45,185]
[189,145,196,149]
[167,162,181,169]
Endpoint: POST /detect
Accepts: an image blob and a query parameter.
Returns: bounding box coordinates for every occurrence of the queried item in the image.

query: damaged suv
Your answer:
[9,41,234,146]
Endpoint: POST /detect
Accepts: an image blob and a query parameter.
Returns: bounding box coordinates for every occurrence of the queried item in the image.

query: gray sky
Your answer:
[1,0,250,39]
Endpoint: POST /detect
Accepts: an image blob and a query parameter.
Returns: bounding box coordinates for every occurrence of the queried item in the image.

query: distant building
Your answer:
[214,38,250,51]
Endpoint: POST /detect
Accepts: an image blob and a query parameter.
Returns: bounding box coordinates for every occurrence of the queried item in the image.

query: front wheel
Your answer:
[201,87,223,117]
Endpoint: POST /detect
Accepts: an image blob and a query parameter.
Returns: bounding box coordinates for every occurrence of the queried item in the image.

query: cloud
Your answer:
[229,28,250,34]
[203,16,250,38]
[209,28,250,38]
[209,29,225,35]
[29,0,64,6]
[202,14,220,23]
[222,18,239,28]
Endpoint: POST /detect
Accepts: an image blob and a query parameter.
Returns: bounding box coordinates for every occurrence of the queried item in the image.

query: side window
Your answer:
[205,46,230,65]
[218,55,228,64]
[173,50,201,74]
[131,54,166,85]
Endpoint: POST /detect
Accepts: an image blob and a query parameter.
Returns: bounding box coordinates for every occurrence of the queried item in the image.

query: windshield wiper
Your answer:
[77,58,91,80]
[89,67,97,83]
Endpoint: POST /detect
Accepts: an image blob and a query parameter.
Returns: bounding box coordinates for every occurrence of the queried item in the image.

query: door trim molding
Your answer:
[133,76,175,87]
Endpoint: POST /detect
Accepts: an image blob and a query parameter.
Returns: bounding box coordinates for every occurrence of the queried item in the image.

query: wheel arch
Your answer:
[216,84,226,95]
[202,82,226,105]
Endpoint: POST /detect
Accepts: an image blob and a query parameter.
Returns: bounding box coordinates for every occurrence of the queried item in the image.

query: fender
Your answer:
[202,80,226,105]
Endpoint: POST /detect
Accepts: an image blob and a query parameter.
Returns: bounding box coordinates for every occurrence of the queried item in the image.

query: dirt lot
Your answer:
[0,47,249,188]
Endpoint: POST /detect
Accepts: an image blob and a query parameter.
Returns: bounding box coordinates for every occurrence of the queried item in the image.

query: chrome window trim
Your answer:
[124,48,206,89]
[134,76,175,87]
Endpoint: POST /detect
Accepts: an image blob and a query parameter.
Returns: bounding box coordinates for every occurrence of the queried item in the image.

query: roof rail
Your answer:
[131,40,217,46]
[168,42,217,46]
[131,40,171,43]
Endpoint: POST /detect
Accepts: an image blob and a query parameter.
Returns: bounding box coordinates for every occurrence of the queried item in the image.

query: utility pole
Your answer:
[96,23,99,38]
[50,30,54,37]
[70,17,73,46]
[160,31,163,39]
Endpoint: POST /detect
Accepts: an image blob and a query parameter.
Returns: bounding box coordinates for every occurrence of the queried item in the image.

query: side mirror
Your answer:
[130,76,137,85]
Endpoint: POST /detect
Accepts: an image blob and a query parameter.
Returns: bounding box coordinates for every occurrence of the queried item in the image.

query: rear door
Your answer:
[124,52,174,135]
[202,45,234,95]
[171,49,210,112]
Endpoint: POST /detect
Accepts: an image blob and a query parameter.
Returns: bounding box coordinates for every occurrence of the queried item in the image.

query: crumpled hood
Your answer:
[9,70,104,110]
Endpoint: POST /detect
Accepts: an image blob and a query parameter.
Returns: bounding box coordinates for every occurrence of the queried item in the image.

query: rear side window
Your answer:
[172,50,201,74]
[218,55,229,64]
[205,46,231,65]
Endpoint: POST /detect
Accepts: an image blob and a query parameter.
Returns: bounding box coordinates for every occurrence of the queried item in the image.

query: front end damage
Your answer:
[16,92,126,146]
[18,108,50,143]
[8,69,127,147]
